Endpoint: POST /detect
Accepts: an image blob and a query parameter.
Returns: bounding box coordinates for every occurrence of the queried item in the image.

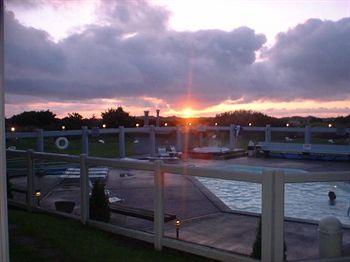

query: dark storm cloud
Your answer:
[5,11,66,75]
[258,17,350,101]
[4,0,350,109]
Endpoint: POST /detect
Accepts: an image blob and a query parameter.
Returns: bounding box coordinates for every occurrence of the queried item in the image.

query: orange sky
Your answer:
[6,97,350,118]
[4,0,350,118]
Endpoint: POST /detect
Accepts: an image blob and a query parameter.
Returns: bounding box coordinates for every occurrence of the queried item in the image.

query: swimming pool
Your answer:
[195,162,350,225]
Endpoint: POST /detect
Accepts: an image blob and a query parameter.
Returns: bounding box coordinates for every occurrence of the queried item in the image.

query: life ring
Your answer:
[55,137,69,150]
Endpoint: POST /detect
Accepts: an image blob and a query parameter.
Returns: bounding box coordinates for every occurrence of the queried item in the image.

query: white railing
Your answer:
[6,149,350,262]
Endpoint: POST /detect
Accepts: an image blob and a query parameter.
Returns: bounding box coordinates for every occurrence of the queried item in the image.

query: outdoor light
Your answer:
[188,122,192,126]
[328,123,332,128]
[62,125,66,130]
[175,220,181,239]
[102,124,106,128]
[10,127,15,132]
[214,122,218,126]
[35,190,41,207]
[164,123,168,126]
[249,123,252,126]
[286,123,290,127]
[35,190,41,198]
[136,123,140,127]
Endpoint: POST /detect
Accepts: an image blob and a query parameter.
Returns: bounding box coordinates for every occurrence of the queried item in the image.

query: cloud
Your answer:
[5,11,66,75]
[97,0,170,33]
[259,18,350,101]
[5,4,266,108]
[4,1,350,117]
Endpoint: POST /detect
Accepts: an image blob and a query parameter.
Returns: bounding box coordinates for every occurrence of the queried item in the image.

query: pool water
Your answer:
[195,163,350,225]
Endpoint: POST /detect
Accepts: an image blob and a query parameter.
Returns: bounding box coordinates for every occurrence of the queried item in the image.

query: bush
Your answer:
[251,218,287,260]
[7,178,13,199]
[89,180,110,222]
[251,219,262,259]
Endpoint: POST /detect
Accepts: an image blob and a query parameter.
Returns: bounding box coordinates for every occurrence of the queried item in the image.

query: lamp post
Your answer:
[35,190,41,207]
[175,220,180,239]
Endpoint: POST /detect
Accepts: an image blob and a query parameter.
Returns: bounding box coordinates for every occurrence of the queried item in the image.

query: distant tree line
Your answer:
[5,108,350,132]
[213,110,284,126]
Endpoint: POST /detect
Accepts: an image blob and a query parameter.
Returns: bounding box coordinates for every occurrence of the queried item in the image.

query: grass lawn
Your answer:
[6,136,135,158]
[9,209,209,262]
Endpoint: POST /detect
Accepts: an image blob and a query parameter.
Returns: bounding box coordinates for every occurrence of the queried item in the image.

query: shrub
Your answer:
[251,219,262,259]
[89,180,110,222]
[7,178,13,199]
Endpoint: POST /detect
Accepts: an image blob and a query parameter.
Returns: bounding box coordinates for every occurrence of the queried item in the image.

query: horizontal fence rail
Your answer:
[6,149,350,262]
[6,125,350,139]
[6,124,350,160]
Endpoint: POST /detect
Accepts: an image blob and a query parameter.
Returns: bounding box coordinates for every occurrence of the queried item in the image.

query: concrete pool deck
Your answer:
[187,156,350,172]
[9,157,350,261]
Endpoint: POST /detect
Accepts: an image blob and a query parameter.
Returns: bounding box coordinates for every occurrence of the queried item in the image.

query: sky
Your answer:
[4,0,350,118]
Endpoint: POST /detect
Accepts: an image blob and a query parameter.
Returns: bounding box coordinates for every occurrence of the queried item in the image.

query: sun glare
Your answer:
[182,108,195,118]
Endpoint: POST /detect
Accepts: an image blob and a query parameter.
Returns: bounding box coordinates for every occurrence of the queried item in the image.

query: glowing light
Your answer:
[10,127,15,132]
[286,123,290,127]
[164,123,168,126]
[35,190,41,197]
[249,123,252,126]
[176,220,180,227]
[136,123,140,127]
[61,125,66,130]
[102,124,106,128]
[328,123,332,128]
[182,108,195,118]
[188,122,192,126]
[214,123,218,126]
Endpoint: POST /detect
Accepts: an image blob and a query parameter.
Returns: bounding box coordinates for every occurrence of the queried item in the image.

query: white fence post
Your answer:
[36,129,44,152]
[229,124,236,149]
[265,124,271,143]
[305,125,311,144]
[150,125,156,156]
[80,154,89,224]
[262,170,285,262]
[82,126,89,155]
[26,149,35,211]
[176,126,182,152]
[118,126,125,158]
[154,160,164,251]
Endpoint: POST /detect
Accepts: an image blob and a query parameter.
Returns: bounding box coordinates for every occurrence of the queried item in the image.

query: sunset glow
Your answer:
[4,0,350,118]
[181,108,196,118]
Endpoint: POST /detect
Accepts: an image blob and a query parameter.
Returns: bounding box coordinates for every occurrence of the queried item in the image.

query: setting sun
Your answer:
[182,108,195,118]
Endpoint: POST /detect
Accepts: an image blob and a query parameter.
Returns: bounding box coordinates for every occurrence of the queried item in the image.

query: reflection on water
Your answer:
[198,178,350,225]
